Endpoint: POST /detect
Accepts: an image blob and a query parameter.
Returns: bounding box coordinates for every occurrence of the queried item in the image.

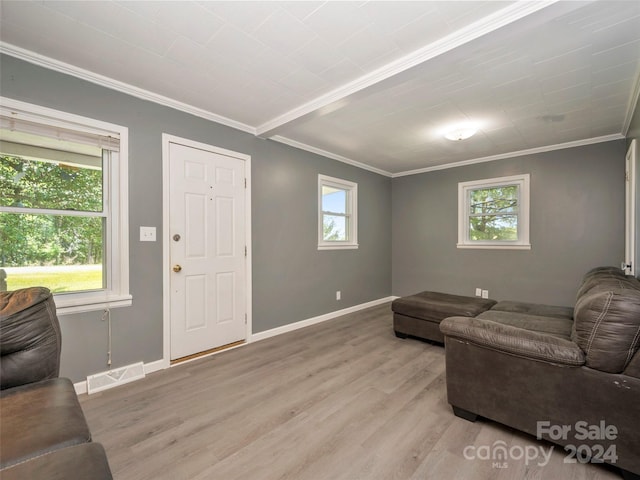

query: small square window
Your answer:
[458,174,530,249]
[318,175,358,250]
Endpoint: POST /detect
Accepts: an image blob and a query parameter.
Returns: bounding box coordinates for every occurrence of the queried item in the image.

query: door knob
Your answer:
[173,265,182,273]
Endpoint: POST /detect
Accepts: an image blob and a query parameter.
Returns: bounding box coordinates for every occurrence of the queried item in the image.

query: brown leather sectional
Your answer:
[0,287,113,479]
[440,267,640,479]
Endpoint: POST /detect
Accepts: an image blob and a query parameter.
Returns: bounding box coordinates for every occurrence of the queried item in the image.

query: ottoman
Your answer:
[392,291,497,343]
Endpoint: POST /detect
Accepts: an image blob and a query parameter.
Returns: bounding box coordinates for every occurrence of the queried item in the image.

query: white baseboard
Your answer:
[144,359,165,375]
[74,296,393,395]
[74,380,88,395]
[250,296,394,343]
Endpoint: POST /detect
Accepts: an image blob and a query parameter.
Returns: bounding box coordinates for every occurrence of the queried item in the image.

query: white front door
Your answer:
[625,140,637,276]
[168,141,247,360]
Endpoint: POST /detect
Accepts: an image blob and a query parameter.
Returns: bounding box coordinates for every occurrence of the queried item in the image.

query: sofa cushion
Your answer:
[573,288,640,373]
[0,378,92,469]
[576,267,637,299]
[490,300,573,320]
[582,265,626,279]
[476,310,574,339]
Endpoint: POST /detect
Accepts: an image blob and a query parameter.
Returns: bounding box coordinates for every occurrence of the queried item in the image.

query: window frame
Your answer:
[457,173,530,250]
[0,97,131,314]
[318,174,358,250]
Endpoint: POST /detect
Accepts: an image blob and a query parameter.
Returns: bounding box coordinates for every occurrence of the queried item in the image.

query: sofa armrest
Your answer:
[0,287,61,389]
[440,316,585,366]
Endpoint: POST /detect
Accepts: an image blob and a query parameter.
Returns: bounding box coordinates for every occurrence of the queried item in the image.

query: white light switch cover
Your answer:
[140,226,156,242]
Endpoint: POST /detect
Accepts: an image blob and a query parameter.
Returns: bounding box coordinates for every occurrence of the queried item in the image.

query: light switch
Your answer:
[140,226,156,242]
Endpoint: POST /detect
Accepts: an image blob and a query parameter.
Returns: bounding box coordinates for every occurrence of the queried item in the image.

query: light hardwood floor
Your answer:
[80,303,622,480]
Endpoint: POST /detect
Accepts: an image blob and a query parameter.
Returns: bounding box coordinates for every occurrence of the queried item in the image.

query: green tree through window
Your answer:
[0,154,104,292]
[468,185,518,241]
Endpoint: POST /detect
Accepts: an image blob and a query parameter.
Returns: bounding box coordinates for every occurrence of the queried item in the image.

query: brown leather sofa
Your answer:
[0,287,113,479]
[440,267,640,479]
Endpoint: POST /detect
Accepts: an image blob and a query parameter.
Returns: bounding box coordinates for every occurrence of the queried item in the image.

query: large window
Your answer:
[458,174,530,249]
[0,98,130,314]
[318,174,358,250]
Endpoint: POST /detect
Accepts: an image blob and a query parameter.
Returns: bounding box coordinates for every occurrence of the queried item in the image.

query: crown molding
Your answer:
[256,1,558,137]
[274,133,627,179]
[392,134,626,178]
[270,136,392,177]
[0,42,256,135]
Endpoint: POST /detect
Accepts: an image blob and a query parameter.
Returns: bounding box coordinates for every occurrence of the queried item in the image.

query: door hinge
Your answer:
[245,313,247,324]
[244,245,247,257]
[244,178,247,188]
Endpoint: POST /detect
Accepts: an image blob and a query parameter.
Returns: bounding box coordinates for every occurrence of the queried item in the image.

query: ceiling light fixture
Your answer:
[444,124,477,141]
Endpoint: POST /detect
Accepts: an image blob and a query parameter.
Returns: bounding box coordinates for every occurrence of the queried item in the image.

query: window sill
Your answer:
[457,243,531,250]
[318,243,359,251]
[54,293,132,315]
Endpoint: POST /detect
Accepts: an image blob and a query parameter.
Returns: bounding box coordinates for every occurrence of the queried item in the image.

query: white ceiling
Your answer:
[1,1,639,176]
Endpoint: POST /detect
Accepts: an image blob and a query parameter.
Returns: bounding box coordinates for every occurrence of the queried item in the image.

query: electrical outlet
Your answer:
[482,290,489,299]
[336,291,341,301]
[140,226,156,242]
[475,288,482,297]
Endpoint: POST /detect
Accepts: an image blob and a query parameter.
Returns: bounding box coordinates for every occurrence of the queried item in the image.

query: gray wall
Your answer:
[392,141,626,306]
[0,54,392,382]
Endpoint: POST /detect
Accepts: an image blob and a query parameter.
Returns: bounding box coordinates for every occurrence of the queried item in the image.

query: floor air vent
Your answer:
[87,362,145,394]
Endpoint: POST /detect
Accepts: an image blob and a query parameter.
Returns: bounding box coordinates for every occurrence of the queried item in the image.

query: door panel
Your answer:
[185,275,207,330]
[216,271,235,324]
[216,196,235,256]
[185,193,207,257]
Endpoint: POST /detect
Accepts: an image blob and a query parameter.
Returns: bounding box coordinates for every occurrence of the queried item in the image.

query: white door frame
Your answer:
[626,139,637,276]
[161,133,252,368]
